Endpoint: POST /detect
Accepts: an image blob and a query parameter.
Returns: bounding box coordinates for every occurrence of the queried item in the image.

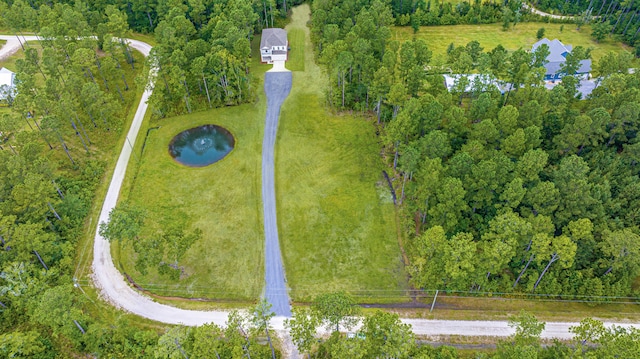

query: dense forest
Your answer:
[286,292,640,358]
[0,0,306,118]
[390,0,548,29]
[310,0,640,299]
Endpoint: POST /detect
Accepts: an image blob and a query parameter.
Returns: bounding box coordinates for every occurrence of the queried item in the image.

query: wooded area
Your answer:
[311,0,640,299]
[287,292,640,358]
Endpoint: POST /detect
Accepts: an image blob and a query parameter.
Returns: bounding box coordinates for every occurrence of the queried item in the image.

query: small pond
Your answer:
[168,125,235,167]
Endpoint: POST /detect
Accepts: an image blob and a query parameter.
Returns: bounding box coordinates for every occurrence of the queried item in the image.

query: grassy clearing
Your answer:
[285,28,305,71]
[277,4,407,302]
[392,22,633,64]
[116,98,266,301]
[112,38,271,301]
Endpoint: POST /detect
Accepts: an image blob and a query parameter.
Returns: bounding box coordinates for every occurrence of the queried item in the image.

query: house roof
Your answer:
[532,38,591,75]
[532,38,571,62]
[0,68,16,100]
[541,59,592,76]
[0,67,14,88]
[578,59,592,73]
[260,28,287,49]
[443,74,514,94]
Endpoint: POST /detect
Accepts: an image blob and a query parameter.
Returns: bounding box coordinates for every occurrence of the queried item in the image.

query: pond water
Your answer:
[168,125,235,167]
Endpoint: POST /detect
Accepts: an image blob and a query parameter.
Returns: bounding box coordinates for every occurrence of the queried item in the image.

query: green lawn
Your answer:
[114,6,406,303]
[111,33,275,302]
[277,4,407,302]
[392,23,633,64]
[118,99,266,300]
[286,28,305,71]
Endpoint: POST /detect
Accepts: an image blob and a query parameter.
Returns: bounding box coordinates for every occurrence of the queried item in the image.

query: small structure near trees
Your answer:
[443,74,515,95]
[0,67,16,105]
[260,28,288,64]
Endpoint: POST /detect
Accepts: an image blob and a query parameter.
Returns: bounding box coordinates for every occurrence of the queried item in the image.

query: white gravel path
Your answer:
[523,2,577,20]
[0,36,22,61]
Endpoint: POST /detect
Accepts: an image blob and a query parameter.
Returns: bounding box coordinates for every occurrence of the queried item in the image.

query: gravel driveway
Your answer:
[263,71,293,317]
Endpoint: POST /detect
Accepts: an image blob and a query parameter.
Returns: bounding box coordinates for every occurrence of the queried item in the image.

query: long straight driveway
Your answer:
[263,68,292,317]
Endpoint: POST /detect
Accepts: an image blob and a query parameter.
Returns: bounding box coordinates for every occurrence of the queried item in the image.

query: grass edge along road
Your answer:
[276,4,408,303]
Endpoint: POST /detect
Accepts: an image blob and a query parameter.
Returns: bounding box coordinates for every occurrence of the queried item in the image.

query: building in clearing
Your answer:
[260,28,288,64]
[532,38,591,81]
[0,67,16,102]
[443,74,514,94]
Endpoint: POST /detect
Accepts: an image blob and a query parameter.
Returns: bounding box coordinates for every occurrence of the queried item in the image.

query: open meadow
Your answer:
[112,5,407,304]
[0,12,444,307]
[277,5,407,302]
[392,22,633,64]
[115,97,267,301]
[111,41,270,301]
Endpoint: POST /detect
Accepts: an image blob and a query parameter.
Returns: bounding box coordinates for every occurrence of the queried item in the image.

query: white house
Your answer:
[443,74,515,94]
[260,28,288,64]
[0,67,16,102]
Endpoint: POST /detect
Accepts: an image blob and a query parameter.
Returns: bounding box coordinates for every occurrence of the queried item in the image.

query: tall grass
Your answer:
[277,4,408,302]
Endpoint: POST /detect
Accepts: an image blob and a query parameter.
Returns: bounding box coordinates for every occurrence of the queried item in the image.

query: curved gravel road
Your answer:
[0,35,29,61]
[1,35,637,350]
[263,68,293,317]
[90,38,230,326]
[523,2,577,19]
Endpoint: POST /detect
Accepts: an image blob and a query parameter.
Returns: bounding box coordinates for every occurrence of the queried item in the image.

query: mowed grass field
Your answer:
[118,101,266,300]
[115,4,405,303]
[286,28,305,72]
[392,22,633,64]
[277,4,407,302]
[115,44,270,300]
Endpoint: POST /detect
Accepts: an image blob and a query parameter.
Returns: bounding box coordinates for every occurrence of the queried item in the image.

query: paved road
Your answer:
[263,69,293,317]
[2,35,638,354]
